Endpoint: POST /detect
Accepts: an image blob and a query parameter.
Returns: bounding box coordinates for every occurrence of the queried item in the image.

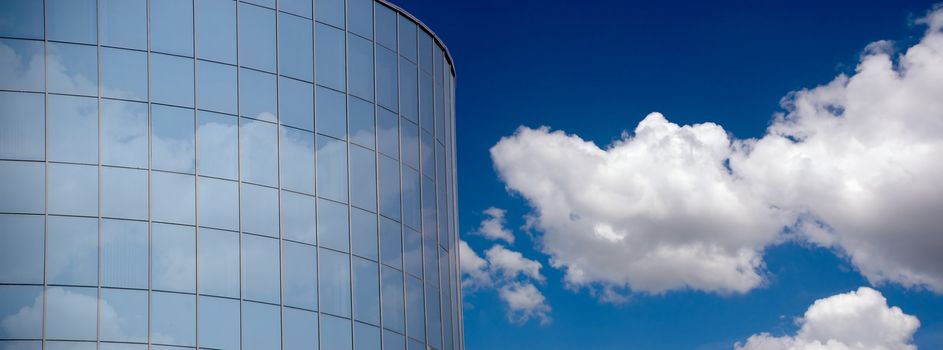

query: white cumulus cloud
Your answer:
[459,239,492,289]
[490,8,943,298]
[486,244,545,282]
[474,207,516,243]
[735,287,920,350]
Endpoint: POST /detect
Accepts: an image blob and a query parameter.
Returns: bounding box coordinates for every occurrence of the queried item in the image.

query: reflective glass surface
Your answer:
[100,0,146,49]
[101,219,148,288]
[150,0,193,56]
[0,92,44,161]
[317,135,348,203]
[0,2,461,349]
[152,223,196,293]
[320,248,352,318]
[316,23,346,91]
[279,14,313,82]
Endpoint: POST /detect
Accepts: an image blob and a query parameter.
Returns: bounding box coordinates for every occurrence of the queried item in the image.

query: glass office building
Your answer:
[0,0,462,349]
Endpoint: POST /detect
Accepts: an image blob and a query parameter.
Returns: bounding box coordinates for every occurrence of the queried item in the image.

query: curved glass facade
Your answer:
[0,0,461,349]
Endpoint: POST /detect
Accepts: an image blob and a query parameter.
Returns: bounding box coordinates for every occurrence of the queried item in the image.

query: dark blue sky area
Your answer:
[392,1,942,349]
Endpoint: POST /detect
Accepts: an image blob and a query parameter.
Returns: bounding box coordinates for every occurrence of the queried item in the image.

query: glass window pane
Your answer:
[47,94,98,164]
[242,301,280,350]
[280,127,314,194]
[317,136,348,203]
[0,39,44,92]
[350,145,377,212]
[279,78,314,131]
[150,53,195,107]
[321,314,353,350]
[348,0,373,40]
[316,86,347,139]
[402,167,420,230]
[101,167,148,220]
[101,0,147,49]
[0,215,43,284]
[348,34,374,102]
[315,0,344,28]
[379,216,402,269]
[283,308,318,350]
[319,198,349,252]
[400,58,418,122]
[47,163,98,217]
[376,47,398,112]
[281,0,311,18]
[408,339,424,350]
[101,47,147,101]
[355,322,380,350]
[195,0,236,63]
[401,120,419,169]
[0,285,42,339]
[102,99,148,168]
[239,3,276,72]
[375,5,396,50]
[240,118,278,186]
[47,0,96,44]
[420,130,434,177]
[320,248,351,317]
[243,234,280,303]
[419,32,433,74]
[0,161,43,214]
[198,176,239,231]
[280,127,315,194]
[377,106,398,159]
[381,266,405,333]
[197,111,239,179]
[198,296,240,350]
[398,17,417,62]
[281,191,316,245]
[425,284,441,348]
[45,286,97,340]
[349,97,375,149]
[420,73,433,132]
[315,23,346,91]
[421,176,436,238]
[241,183,279,237]
[406,276,425,340]
[352,257,380,325]
[404,227,422,278]
[101,219,148,288]
[384,330,405,350]
[197,60,237,114]
[152,223,196,293]
[99,288,148,342]
[283,241,318,311]
[198,228,240,298]
[0,91,44,161]
[351,208,378,261]
[279,14,313,82]
[150,0,193,56]
[151,171,196,225]
[0,0,43,40]
[239,68,277,122]
[151,291,196,346]
[378,156,400,221]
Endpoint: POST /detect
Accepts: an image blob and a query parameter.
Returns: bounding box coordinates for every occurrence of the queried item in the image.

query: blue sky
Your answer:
[395,0,943,349]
